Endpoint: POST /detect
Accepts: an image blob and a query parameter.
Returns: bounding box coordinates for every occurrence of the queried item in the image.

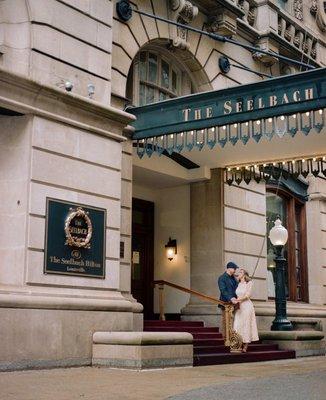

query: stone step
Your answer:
[143,321,299,366]
[191,332,223,340]
[144,320,204,327]
[194,350,296,366]
[193,338,225,346]
[194,343,279,354]
[144,327,220,333]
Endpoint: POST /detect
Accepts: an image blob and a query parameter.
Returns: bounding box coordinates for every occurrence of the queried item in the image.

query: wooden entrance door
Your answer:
[132,198,154,319]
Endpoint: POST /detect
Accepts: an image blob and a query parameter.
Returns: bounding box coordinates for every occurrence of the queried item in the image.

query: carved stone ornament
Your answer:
[170,0,198,23]
[238,0,255,26]
[253,51,278,66]
[293,0,303,21]
[310,0,318,15]
[252,38,278,67]
[205,12,237,37]
[169,0,198,50]
[247,8,256,26]
[310,0,326,32]
[65,207,93,249]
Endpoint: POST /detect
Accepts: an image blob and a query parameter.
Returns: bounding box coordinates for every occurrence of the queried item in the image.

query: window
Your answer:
[132,51,182,106]
[266,188,308,302]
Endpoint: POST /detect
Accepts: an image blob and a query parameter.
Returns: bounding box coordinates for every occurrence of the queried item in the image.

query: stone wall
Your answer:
[0,0,113,103]
[0,66,137,369]
[224,181,268,301]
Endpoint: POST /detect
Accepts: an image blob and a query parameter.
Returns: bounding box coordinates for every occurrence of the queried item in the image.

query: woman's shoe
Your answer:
[242,344,248,353]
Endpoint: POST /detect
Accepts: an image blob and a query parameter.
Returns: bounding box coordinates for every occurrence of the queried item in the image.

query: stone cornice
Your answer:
[0,69,135,142]
[308,193,326,202]
[260,30,320,67]
[0,291,143,312]
[256,0,326,46]
[254,301,326,317]
[194,0,244,18]
[275,7,326,46]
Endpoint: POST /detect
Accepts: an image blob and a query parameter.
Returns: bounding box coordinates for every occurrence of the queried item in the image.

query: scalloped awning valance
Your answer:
[129,68,326,159]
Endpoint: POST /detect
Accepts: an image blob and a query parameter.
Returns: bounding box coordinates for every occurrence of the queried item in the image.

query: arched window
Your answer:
[128,49,193,106]
[266,185,308,302]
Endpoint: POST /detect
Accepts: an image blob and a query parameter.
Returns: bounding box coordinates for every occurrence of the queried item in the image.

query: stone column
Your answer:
[181,169,224,326]
[306,177,326,305]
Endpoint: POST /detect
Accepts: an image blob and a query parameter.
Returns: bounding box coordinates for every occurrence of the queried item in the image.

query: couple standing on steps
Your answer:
[218,261,259,353]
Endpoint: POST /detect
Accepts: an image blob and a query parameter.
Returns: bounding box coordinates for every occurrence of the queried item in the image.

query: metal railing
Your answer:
[153,280,243,352]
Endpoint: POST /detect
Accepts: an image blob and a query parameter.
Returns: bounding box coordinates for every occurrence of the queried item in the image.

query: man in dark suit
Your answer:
[218,261,239,338]
[218,261,239,305]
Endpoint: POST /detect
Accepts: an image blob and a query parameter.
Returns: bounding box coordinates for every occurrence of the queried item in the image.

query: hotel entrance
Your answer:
[131,198,154,319]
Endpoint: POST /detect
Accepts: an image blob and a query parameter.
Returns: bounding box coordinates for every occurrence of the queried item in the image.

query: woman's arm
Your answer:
[238,281,253,302]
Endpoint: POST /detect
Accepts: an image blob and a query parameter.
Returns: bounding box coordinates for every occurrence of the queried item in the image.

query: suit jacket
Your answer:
[218,272,238,303]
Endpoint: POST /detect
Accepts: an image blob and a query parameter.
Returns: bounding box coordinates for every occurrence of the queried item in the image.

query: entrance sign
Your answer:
[129,68,325,157]
[44,199,106,278]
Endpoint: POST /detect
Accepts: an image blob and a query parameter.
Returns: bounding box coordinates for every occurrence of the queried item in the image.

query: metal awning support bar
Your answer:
[131,8,316,71]
[230,63,273,78]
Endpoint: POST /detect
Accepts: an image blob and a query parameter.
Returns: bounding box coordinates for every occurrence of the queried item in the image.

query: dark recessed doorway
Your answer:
[131,198,154,319]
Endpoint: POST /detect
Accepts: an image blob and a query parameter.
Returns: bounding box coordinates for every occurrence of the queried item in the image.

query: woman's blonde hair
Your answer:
[241,269,252,282]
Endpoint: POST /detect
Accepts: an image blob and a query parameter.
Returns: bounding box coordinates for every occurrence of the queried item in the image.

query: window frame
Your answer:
[132,50,182,106]
[266,186,309,303]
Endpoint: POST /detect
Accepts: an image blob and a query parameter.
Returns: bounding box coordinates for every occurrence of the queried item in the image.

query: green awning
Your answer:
[129,68,325,159]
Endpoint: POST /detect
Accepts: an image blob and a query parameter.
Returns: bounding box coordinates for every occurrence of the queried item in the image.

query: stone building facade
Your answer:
[0,0,325,370]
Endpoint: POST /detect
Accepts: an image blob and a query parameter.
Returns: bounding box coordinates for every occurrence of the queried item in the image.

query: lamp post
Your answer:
[268,218,293,331]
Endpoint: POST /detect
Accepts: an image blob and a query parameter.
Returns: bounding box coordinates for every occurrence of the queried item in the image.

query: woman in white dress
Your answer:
[233,269,259,352]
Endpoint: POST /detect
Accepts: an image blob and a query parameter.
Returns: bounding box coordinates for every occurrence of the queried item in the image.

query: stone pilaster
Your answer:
[181,169,224,326]
[306,177,326,306]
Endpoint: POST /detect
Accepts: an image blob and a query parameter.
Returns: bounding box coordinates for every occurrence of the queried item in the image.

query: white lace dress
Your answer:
[233,281,259,344]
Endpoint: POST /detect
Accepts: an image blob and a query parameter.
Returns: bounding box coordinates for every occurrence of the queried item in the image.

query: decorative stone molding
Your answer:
[170,0,198,24]
[205,14,237,36]
[205,6,240,37]
[277,15,317,60]
[293,0,303,21]
[0,68,134,140]
[293,31,304,49]
[284,24,295,42]
[252,38,278,66]
[169,0,198,50]
[310,0,319,16]
[310,0,326,32]
[309,193,326,202]
[0,292,138,312]
[280,64,297,76]
[238,0,256,27]
[247,8,256,26]
[311,44,317,59]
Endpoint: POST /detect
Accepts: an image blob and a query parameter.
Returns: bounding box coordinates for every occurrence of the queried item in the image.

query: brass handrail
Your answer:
[153,279,243,352]
[154,279,227,306]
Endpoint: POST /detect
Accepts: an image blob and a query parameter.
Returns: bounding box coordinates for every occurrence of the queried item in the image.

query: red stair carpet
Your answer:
[144,320,296,366]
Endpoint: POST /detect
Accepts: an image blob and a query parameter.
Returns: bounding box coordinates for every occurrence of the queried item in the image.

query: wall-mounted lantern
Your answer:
[165,237,177,261]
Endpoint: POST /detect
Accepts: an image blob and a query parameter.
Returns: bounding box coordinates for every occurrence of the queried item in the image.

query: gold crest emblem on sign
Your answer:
[64,207,93,249]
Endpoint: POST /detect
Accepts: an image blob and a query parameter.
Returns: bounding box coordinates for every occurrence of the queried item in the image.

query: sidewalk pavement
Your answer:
[0,356,325,400]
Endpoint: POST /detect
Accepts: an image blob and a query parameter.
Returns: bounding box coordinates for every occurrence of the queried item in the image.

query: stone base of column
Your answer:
[260,331,326,357]
[92,332,193,369]
[0,291,143,372]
